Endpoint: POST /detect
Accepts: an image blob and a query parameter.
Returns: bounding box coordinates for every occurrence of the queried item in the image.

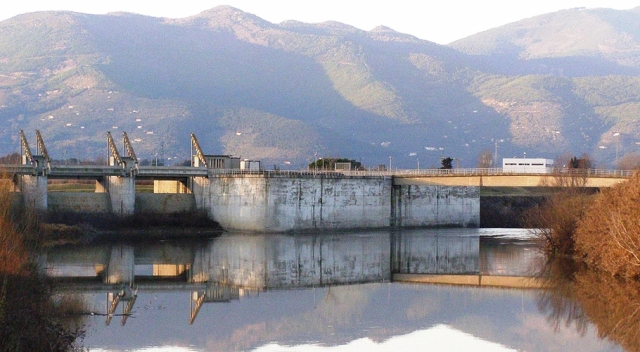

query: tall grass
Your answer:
[0,179,37,275]
[0,176,86,351]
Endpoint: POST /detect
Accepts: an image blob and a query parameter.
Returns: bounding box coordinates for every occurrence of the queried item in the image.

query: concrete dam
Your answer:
[16,171,480,233]
[6,130,479,232]
[7,130,631,233]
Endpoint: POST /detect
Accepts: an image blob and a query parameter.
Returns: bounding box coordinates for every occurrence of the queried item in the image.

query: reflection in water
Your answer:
[43,229,626,351]
[537,259,640,352]
[0,272,87,351]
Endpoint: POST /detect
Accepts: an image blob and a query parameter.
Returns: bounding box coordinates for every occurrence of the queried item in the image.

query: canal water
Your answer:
[45,229,626,351]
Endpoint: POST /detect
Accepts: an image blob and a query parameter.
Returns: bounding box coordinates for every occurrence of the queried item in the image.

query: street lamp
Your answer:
[613,132,620,167]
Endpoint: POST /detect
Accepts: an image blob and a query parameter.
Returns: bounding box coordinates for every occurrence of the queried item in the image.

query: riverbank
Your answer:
[39,210,224,246]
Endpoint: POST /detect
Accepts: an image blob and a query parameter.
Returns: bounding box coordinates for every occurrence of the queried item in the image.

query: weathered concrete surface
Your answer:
[14,173,482,232]
[101,176,136,216]
[19,175,47,212]
[135,193,196,213]
[393,185,479,227]
[204,175,479,232]
[48,192,111,213]
[47,192,197,214]
[207,175,393,232]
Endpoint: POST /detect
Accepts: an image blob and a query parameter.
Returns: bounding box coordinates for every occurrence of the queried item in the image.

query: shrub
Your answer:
[524,188,592,256]
[574,173,640,278]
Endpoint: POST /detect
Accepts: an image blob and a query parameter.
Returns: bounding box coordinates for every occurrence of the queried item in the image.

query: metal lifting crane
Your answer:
[20,129,50,174]
[106,131,123,166]
[107,131,138,176]
[35,129,51,165]
[122,131,138,163]
[19,129,33,164]
[190,133,207,167]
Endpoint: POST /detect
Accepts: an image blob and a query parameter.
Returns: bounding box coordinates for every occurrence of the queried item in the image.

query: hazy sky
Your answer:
[1,1,638,44]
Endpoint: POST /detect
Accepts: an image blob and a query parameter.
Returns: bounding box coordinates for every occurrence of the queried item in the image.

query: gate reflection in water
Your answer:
[46,229,542,289]
[45,229,620,351]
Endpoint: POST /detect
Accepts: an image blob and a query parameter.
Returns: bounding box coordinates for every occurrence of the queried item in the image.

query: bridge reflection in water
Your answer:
[45,229,543,324]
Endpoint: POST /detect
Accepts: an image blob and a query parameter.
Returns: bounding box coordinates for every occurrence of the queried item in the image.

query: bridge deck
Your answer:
[0,164,633,187]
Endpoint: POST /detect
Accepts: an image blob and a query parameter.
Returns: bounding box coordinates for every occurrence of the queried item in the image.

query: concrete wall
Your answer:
[47,192,196,214]
[207,175,393,232]
[204,175,479,232]
[15,173,480,232]
[393,185,479,227]
[135,193,196,213]
[49,192,111,213]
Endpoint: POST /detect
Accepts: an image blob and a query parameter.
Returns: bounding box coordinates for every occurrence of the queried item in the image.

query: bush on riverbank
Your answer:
[524,188,592,256]
[527,172,640,278]
[574,173,640,278]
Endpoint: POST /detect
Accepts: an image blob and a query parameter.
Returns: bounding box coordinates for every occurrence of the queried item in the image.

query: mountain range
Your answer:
[1,5,640,169]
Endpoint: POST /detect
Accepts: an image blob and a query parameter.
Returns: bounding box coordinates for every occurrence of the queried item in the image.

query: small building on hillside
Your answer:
[502,158,554,174]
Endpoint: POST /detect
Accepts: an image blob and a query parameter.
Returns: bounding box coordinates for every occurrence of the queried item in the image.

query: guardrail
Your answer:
[0,164,635,179]
[206,167,636,178]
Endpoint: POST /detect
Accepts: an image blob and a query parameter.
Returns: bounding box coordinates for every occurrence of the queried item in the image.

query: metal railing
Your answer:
[1,164,635,179]
[205,167,636,178]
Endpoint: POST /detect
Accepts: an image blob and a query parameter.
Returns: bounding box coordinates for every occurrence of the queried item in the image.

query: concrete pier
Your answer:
[102,176,136,216]
[19,175,48,212]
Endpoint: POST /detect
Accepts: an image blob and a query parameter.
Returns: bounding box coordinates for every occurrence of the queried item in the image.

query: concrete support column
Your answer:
[191,176,213,217]
[19,174,48,212]
[104,244,135,284]
[102,176,136,216]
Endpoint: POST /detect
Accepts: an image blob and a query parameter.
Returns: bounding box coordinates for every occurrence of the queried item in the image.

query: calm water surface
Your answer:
[46,229,625,351]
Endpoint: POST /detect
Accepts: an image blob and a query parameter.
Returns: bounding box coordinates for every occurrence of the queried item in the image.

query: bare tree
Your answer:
[616,152,640,170]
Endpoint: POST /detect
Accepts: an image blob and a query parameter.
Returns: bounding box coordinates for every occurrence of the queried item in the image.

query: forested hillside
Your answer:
[0,6,639,168]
